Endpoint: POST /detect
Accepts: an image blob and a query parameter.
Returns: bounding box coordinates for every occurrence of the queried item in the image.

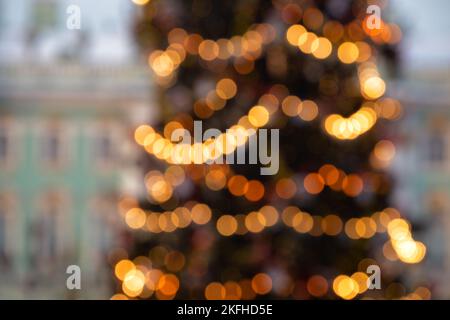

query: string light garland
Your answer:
[111,248,428,300]
[285,21,397,141]
[121,0,421,301]
[119,192,424,257]
[148,23,276,86]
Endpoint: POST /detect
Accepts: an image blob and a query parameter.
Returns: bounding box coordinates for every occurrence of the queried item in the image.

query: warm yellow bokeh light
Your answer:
[299,100,319,121]
[298,32,318,54]
[245,211,266,233]
[286,25,307,46]
[216,78,237,100]
[251,273,272,295]
[307,275,328,297]
[198,40,219,61]
[205,282,226,300]
[134,125,154,146]
[292,211,314,233]
[248,106,269,127]
[125,208,147,229]
[216,215,238,236]
[259,206,279,227]
[122,269,146,297]
[333,275,359,300]
[245,180,265,202]
[324,106,377,140]
[157,274,180,296]
[205,169,227,191]
[132,0,150,5]
[115,259,135,281]
[281,95,302,117]
[362,76,386,99]
[321,214,343,236]
[311,37,332,59]
[227,175,249,196]
[337,42,359,64]
[191,203,212,225]
[304,173,325,194]
[351,272,369,294]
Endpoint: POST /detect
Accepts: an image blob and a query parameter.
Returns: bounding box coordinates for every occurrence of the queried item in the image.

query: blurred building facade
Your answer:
[391,71,450,298]
[390,0,450,299]
[0,0,153,298]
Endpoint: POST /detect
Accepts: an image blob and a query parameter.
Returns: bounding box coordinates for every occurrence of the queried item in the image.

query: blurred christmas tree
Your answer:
[112,0,428,300]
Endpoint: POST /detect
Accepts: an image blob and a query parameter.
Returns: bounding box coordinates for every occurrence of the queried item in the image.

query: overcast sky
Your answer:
[390,0,450,70]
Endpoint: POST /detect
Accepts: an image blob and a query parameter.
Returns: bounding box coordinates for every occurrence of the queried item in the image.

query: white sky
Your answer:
[390,0,450,70]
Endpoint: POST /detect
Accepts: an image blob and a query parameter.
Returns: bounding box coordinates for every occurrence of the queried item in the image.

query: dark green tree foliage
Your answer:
[127,0,399,299]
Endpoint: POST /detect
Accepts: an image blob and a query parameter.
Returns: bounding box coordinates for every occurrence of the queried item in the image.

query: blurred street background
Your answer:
[0,0,449,299]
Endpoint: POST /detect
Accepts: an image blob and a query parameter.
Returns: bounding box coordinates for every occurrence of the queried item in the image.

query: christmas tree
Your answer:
[111,0,428,300]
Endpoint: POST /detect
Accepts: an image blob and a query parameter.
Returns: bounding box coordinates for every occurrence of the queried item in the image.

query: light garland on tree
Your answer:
[116,0,420,301]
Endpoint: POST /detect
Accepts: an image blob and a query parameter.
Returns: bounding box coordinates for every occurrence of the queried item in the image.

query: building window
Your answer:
[30,197,60,268]
[428,133,446,164]
[96,133,114,164]
[92,124,117,167]
[0,120,16,170]
[0,194,14,269]
[40,126,66,167]
[93,196,118,254]
[41,206,57,260]
[89,195,118,283]
[0,126,8,166]
[0,205,8,265]
[45,133,60,162]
